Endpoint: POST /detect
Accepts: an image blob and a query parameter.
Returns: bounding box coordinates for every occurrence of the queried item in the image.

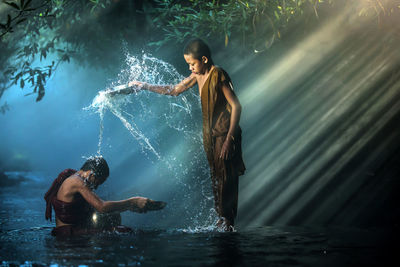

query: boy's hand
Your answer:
[146,200,167,211]
[106,82,143,97]
[128,81,146,89]
[129,197,166,213]
[106,90,118,97]
[129,197,148,213]
[220,138,233,160]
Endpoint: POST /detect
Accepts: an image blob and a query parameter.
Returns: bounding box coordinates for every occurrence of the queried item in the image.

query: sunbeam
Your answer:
[238,4,400,227]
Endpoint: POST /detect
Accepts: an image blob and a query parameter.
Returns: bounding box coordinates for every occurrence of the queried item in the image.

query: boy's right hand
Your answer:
[129,197,148,213]
[106,82,143,97]
[129,197,166,213]
[146,200,167,211]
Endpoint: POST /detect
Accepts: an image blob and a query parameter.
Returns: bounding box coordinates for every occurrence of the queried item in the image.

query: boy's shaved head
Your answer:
[183,38,212,61]
[81,156,109,181]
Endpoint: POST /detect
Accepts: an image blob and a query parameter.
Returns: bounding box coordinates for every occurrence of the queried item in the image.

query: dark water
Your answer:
[0,172,396,267]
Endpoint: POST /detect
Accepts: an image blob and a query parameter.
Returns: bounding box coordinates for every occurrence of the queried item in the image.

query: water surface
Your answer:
[0,172,395,266]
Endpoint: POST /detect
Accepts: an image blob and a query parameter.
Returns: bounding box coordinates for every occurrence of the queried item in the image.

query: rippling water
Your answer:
[0,172,395,266]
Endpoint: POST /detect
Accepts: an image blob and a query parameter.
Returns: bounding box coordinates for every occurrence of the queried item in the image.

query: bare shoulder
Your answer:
[60,175,84,191]
[57,175,84,201]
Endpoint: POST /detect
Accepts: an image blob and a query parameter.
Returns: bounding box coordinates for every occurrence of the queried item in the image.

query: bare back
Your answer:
[56,175,82,203]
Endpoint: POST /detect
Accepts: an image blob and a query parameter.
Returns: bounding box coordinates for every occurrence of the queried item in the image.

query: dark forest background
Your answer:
[1,0,400,229]
[3,0,398,104]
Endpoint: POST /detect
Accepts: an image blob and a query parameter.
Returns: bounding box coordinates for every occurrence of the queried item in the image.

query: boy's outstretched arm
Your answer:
[129,74,197,96]
[75,178,166,213]
[220,82,242,160]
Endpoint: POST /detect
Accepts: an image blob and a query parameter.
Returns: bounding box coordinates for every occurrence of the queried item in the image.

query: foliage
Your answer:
[0,0,112,102]
[357,0,400,39]
[0,0,399,107]
[148,0,335,51]
[0,101,9,114]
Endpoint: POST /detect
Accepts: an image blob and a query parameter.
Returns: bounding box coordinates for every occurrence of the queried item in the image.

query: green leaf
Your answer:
[62,54,70,62]
[274,10,280,19]
[46,42,54,49]
[16,18,27,25]
[23,0,32,9]
[36,84,45,102]
[40,49,47,60]
[4,2,20,10]
[20,78,25,89]
[15,72,22,81]
[7,15,11,27]
[4,68,13,75]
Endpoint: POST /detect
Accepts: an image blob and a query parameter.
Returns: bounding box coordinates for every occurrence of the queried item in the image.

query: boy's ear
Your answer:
[202,56,208,64]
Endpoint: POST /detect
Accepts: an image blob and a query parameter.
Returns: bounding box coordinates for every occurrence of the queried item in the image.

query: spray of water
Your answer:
[86,53,200,157]
[85,52,219,231]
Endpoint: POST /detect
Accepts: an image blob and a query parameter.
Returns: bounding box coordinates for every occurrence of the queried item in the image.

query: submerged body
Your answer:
[44,158,166,236]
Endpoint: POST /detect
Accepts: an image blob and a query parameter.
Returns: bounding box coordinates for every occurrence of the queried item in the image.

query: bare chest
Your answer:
[197,76,208,97]
[197,70,215,97]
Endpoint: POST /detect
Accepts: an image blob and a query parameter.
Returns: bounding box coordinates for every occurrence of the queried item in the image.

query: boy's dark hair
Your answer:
[81,156,109,180]
[183,38,213,62]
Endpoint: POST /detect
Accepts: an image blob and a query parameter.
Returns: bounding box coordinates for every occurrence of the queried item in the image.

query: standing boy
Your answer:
[112,39,245,230]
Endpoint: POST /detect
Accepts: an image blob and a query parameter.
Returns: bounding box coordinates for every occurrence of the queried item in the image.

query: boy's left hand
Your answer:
[220,139,232,160]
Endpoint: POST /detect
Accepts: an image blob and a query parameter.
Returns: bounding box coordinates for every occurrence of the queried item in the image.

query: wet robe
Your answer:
[201,66,246,223]
[44,169,93,236]
[45,169,130,236]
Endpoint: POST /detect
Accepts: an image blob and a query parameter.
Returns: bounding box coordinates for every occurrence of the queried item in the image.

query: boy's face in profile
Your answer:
[87,171,108,190]
[184,54,208,75]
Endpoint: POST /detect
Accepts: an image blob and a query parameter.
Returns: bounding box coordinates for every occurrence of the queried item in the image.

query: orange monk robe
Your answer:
[200,66,246,223]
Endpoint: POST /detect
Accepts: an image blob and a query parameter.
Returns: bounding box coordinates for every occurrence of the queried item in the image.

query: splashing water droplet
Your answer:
[85,52,197,158]
[84,51,218,228]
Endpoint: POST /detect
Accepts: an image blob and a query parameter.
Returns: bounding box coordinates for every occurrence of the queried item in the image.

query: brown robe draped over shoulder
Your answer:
[200,66,246,223]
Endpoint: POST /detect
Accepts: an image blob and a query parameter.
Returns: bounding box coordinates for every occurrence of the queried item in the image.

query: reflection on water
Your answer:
[1,225,395,266]
[1,171,395,266]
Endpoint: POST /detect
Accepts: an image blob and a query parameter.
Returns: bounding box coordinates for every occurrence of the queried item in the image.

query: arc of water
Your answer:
[87,53,200,160]
[97,105,105,155]
[108,104,161,160]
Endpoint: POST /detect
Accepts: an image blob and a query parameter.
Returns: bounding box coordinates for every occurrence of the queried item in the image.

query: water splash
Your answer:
[85,52,218,228]
[85,53,198,158]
